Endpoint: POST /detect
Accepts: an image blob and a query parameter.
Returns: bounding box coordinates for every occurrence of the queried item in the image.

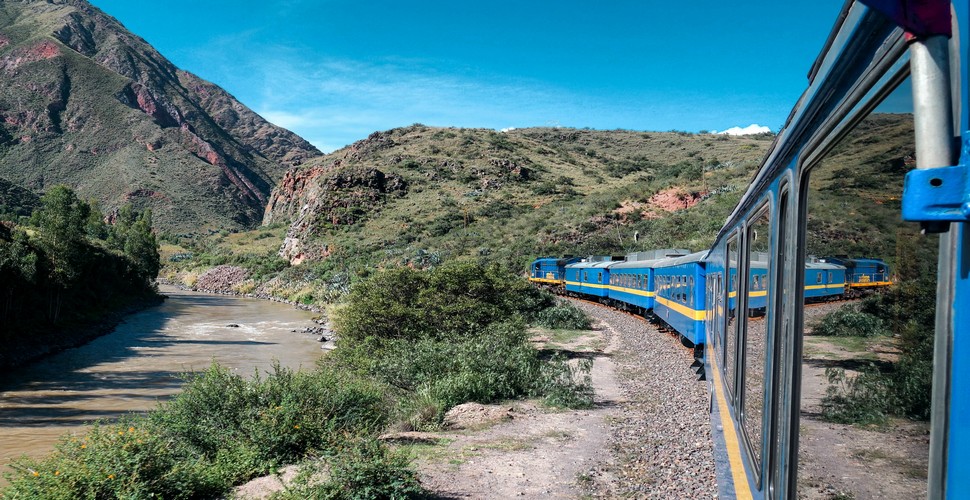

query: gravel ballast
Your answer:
[571,299,716,498]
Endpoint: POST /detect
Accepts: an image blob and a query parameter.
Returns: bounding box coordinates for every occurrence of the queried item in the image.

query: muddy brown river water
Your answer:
[0,285,324,471]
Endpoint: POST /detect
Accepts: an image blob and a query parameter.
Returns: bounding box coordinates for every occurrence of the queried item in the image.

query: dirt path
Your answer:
[409,317,624,498]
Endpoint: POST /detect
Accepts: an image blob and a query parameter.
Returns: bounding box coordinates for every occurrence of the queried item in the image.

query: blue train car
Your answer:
[804,262,847,301]
[528,256,580,288]
[652,251,707,345]
[565,258,614,299]
[606,249,690,312]
[701,2,969,496]
[606,259,654,312]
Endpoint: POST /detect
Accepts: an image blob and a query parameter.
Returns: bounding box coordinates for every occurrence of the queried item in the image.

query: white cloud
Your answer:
[713,124,771,135]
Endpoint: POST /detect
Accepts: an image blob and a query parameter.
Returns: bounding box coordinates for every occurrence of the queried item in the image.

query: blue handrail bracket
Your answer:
[902,132,970,222]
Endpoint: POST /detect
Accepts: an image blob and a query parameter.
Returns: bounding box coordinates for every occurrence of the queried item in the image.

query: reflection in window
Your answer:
[726,236,739,398]
[743,205,771,475]
[798,74,933,497]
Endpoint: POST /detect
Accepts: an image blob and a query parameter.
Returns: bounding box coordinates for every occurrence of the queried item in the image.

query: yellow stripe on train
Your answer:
[606,286,656,297]
[654,296,706,321]
[529,277,564,285]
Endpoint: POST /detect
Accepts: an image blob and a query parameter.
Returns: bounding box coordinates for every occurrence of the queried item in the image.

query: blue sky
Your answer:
[89,1,845,153]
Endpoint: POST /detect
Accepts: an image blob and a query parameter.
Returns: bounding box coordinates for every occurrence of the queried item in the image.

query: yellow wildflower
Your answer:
[54,470,60,476]
[293,424,300,429]
[108,474,115,480]
[128,427,135,433]
[81,444,87,449]
[30,470,39,477]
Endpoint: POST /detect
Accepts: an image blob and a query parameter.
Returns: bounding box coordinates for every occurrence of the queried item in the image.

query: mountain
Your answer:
[261,125,775,270]
[0,0,321,232]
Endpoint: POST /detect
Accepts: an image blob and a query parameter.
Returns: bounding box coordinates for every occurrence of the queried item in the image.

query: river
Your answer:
[0,285,325,470]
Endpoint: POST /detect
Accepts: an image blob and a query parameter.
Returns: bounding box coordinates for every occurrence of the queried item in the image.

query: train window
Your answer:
[816,272,822,284]
[742,204,771,478]
[798,69,935,495]
[583,271,588,282]
[828,271,833,282]
[726,235,740,399]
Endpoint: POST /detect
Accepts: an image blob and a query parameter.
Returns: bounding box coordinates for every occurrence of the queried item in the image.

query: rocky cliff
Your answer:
[0,0,321,231]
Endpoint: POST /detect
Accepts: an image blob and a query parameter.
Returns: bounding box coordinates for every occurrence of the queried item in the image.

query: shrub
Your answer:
[535,302,591,330]
[276,438,424,499]
[333,261,551,345]
[820,366,889,425]
[811,304,886,337]
[1,418,225,499]
[149,363,388,479]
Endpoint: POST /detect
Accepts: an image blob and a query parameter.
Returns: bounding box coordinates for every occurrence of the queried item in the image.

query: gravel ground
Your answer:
[571,299,717,498]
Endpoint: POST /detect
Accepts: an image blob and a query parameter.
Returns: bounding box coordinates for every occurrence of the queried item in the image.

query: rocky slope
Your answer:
[262,125,774,268]
[0,0,321,231]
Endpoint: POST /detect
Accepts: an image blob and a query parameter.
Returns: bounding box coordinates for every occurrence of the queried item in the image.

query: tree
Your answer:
[124,209,161,284]
[85,199,108,240]
[105,204,160,284]
[0,227,38,326]
[30,186,89,321]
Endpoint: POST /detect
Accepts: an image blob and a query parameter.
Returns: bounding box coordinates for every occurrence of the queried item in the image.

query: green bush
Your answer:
[333,260,552,345]
[149,363,388,479]
[820,365,890,425]
[339,321,593,429]
[811,304,886,337]
[275,438,424,500]
[2,418,225,499]
[535,302,591,330]
[331,264,592,429]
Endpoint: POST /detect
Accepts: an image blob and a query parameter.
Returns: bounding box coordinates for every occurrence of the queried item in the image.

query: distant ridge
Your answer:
[0,0,322,231]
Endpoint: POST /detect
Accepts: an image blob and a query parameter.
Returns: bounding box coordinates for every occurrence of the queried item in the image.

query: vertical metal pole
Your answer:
[909,34,956,500]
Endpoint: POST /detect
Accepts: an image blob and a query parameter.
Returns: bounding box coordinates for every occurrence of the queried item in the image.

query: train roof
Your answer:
[566,259,617,270]
[609,248,694,269]
[625,248,691,261]
[651,250,708,268]
[608,259,664,270]
[820,256,887,267]
[806,262,846,270]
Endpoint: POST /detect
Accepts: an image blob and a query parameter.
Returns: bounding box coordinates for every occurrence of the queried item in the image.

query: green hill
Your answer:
[261,125,774,273]
[0,0,321,232]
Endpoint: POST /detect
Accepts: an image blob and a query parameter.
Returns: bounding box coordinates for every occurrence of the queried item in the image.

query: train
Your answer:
[531,1,970,497]
[530,252,879,352]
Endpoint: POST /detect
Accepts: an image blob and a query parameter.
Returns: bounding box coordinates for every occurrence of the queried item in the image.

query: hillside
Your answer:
[162,111,923,307]
[261,125,774,272]
[0,0,321,232]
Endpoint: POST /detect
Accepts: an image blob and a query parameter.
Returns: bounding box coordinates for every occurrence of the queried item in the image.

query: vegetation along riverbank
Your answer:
[0,186,161,372]
[0,261,594,498]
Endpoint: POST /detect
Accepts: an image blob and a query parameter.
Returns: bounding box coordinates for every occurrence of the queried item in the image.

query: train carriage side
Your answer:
[701,1,969,498]
[565,260,613,299]
[606,259,656,313]
[652,251,707,346]
[804,262,847,301]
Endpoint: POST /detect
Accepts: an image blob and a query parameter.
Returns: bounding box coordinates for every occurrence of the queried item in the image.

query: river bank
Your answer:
[0,286,326,469]
[0,292,165,373]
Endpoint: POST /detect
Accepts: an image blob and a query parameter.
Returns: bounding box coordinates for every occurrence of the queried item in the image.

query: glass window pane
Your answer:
[726,236,739,398]
[743,205,771,475]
